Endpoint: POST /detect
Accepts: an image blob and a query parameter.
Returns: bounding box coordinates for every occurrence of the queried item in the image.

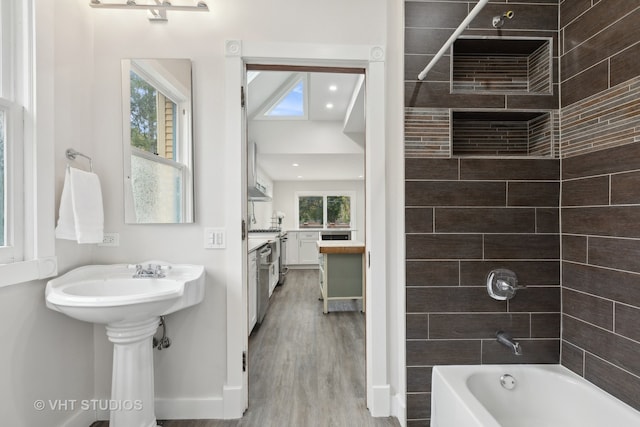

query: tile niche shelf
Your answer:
[452,111,553,157]
[452,37,552,95]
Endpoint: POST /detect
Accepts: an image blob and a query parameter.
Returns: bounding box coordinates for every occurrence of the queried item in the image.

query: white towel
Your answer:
[55,167,104,244]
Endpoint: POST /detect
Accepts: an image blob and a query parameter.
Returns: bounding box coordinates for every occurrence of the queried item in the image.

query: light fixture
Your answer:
[292,163,299,167]
[297,175,303,179]
[89,0,209,22]
[329,85,337,92]
[325,103,334,109]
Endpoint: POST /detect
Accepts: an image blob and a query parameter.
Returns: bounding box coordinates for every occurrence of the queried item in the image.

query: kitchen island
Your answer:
[317,240,365,314]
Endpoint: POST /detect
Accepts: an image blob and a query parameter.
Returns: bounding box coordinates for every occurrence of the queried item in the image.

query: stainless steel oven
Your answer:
[257,241,276,325]
[278,232,288,285]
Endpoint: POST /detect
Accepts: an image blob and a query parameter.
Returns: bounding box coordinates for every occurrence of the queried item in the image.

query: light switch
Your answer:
[204,227,225,249]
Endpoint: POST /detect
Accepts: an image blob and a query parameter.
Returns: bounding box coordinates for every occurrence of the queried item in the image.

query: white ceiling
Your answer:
[247,70,365,181]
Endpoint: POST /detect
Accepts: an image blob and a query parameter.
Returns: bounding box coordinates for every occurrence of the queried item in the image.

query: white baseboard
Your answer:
[391,392,407,427]
[370,384,391,417]
[222,384,244,419]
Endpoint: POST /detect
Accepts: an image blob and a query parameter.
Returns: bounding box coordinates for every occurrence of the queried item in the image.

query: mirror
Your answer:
[121,58,194,224]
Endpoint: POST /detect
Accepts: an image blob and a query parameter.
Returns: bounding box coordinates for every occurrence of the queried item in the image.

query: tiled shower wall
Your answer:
[559,0,640,412]
[404,1,560,424]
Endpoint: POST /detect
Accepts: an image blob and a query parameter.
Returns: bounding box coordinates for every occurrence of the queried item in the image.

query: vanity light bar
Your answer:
[89,1,209,14]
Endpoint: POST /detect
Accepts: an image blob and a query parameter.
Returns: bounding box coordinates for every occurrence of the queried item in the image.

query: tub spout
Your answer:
[496,331,523,355]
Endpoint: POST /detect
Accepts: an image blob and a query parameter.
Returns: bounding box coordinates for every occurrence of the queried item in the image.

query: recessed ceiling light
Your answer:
[297,175,303,179]
[326,103,334,109]
[329,85,337,92]
[358,175,364,178]
[292,163,299,167]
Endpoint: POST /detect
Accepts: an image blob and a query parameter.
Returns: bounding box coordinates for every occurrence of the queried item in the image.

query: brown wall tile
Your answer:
[434,208,536,233]
[563,315,640,375]
[561,235,587,263]
[405,1,468,29]
[407,314,430,339]
[407,340,482,366]
[407,367,432,393]
[406,261,459,287]
[407,287,507,313]
[563,0,639,56]
[429,313,530,340]
[562,176,609,206]
[560,60,608,107]
[460,158,559,181]
[406,208,434,233]
[588,236,640,273]
[560,0,591,28]
[509,287,561,313]
[460,261,560,286]
[610,40,640,87]
[469,3,559,31]
[585,353,640,412]
[406,234,483,260]
[405,158,458,180]
[563,262,640,308]
[536,208,559,233]
[406,393,431,421]
[562,9,640,82]
[614,304,640,343]
[562,142,640,179]
[482,339,560,364]
[405,54,450,82]
[563,206,640,238]
[561,340,584,376]
[531,313,561,338]
[406,181,506,207]
[508,182,560,207]
[563,288,613,330]
[484,234,560,259]
[611,170,640,205]
[507,90,559,110]
[405,28,452,55]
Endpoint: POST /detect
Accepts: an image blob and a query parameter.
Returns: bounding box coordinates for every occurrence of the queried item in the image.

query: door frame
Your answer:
[223,40,389,418]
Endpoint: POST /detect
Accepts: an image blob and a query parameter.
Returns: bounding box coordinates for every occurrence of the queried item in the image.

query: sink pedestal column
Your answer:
[106,317,160,427]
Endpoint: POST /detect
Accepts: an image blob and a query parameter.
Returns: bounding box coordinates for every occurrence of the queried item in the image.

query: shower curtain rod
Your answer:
[417,0,489,81]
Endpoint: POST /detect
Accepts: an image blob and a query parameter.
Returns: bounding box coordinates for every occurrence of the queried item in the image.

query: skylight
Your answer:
[265,78,305,118]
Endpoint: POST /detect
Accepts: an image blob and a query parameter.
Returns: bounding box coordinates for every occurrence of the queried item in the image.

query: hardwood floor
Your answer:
[90,269,399,427]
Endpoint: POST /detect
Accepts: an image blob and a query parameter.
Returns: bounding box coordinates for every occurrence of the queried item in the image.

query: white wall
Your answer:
[0,1,97,426]
[84,0,387,420]
[272,180,365,241]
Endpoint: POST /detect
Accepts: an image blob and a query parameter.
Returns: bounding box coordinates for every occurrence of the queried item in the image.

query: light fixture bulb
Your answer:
[326,103,334,109]
[329,85,337,91]
[292,163,299,167]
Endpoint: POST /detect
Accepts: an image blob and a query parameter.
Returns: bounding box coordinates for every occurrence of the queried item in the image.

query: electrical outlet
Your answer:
[99,232,120,247]
[204,228,225,249]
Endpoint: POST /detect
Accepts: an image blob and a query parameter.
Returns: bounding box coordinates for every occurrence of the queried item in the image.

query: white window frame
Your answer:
[294,191,355,230]
[0,0,58,287]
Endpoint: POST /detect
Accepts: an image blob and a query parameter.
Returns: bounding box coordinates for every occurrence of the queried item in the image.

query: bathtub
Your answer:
[431,364,640,427]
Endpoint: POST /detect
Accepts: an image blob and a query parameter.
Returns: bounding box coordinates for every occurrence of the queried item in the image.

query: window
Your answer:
[0,0,24,265]
[0,0,57,287]
[297,192,354,229]
[255,73,308,120]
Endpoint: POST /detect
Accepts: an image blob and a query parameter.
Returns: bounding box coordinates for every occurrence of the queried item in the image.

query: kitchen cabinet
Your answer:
[286,231,320,265]
[248,249,258,335]
[317,241,365,314]
[299,232,320,264]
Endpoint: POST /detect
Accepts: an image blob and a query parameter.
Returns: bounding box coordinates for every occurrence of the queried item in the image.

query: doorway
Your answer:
[244,65,367,412]
[223,41,389,419]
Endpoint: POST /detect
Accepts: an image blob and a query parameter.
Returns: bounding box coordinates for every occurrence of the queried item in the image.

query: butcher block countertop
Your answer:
[316,240,365,254]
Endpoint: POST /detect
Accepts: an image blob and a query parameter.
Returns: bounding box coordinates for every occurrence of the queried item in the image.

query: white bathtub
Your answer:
[431,364,640,427]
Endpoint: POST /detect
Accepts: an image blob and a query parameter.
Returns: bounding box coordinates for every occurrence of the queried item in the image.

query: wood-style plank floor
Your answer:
[90,269,399,427]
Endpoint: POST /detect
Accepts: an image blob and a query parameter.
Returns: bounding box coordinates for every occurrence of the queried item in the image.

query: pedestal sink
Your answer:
[45,261,205,427]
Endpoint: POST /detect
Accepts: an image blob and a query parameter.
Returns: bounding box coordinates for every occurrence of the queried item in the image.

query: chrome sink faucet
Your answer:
[131,263,170,278]
[496,331,523,356]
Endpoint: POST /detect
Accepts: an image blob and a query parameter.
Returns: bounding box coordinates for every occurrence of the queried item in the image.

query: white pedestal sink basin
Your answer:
[45,261,205,427]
